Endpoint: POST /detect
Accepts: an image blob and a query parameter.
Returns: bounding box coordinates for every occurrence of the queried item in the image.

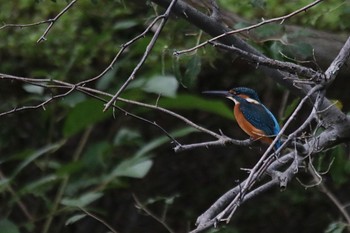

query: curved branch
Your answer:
[103,0,178,112]
[151,0,344,128]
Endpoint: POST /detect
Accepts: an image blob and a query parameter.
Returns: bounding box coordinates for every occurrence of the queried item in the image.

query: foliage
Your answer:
[0,0,349,233]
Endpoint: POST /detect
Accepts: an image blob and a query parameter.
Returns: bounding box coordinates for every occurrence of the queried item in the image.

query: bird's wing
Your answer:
[239,102,279,137]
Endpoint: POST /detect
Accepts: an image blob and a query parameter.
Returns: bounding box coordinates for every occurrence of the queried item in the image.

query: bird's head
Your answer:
[203,87,261,104]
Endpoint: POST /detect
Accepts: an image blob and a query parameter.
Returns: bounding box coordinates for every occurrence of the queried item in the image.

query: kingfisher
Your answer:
[203,87,281,150]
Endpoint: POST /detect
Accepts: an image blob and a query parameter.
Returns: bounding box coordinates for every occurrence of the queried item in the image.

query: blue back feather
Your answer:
[234,95,281,149]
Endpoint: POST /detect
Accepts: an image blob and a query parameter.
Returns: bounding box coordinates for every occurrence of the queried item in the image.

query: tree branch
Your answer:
[103,0,178,112]
[324,35,350,85]
[174,0,323,55]
[209,41,323,81]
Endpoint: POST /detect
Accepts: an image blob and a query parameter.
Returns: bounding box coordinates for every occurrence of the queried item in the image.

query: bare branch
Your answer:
[37,0,78,43]
[174,138,252,152]
[324,35,350,85]
[174,0,323,55]
[133,194,175,233]
[103,0,178,112]
[79,207,119,233]
[1,0,78,42]
[76,14,173,86]
[210,41,323,81]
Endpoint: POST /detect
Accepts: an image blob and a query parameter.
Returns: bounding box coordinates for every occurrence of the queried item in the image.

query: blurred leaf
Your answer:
[158,94,233,120]
[113,20,138,30]
[146,194,180,205]
[0,178,11,193]
[282,97,300,122]
[234,22,251,30]
[80,141,111,172]
[61,92,86,107]
[183,55,201,89]
[63,99,111,137]
[61,192,103,207]
[250,0,266,8]
[96,68,118,91]
[65,214,87,226]
[269,41,284,60]
[142,75,179,97]
[329,146,350,186]
[325,221,347,233]
[135,127,197,157]
[173,55,201,89]
[330,99,343,110]
[19,174,58,195]
[11,141,65,179]
[282,42,314,60]
[113,128,143,146]
[110,156,153,178]
[0,219,20,233]
[254,24,284,41]
[22,84,44,95]
[56,161,84,177]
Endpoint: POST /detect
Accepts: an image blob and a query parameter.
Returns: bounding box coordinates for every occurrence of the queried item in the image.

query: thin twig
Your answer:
[37,0,78,43]
[103,0,178,112]
[210,42,323,81]
[41,126,92,233]
[133,194,175,233]
[76,14,170,86]
[79,207,119,233]
[1,20,52,30]
[309,167,350,229]
[0,170,34,221]
[175,0,323,56]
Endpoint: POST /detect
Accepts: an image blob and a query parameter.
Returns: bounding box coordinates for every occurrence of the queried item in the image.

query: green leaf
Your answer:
[110,157,153,179]
[22,84,44,95]
[329,146,350,186]
[96,68,118,91]
[173,55,201,89]
[63,99,111,137]
[61,192,103,207]
[0,219,20,233]
[19,174,58,195]
[282,42,314,60]
[0,178,11,193]
[135,127,196,158]
[254,24,284,40]
[250,0,266,9]
[113,20,138,30]
[65,214,87,226]
[282,97,300,122]
[183,55,201,89]
[142,75,179,97]
[325,221,347,233]
[61,92,86,107]
[113,128,142,146]
[158,94,233,120]
[11,141,64,179]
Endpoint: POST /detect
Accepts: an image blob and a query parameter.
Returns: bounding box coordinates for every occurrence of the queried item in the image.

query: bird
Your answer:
[203,87,281,150]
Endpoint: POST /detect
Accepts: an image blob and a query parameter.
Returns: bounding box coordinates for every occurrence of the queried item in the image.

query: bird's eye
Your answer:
[229,89,236,95]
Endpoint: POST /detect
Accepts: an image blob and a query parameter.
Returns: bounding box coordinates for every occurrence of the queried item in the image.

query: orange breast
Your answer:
[233,104,273,145]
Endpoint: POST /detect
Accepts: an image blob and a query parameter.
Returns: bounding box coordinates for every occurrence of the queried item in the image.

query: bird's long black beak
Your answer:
[202,90,230,97]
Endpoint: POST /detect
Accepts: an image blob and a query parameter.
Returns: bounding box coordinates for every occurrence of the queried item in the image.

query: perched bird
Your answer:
[203,87,281,150]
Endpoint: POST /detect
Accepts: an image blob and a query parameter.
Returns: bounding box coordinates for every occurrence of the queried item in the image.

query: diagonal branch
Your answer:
[1,0,79,42]
[174,0,323,55]
[210,41,323,81]
[324,35,350,85]
[103,0,178,112]
[37,0,78,43]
